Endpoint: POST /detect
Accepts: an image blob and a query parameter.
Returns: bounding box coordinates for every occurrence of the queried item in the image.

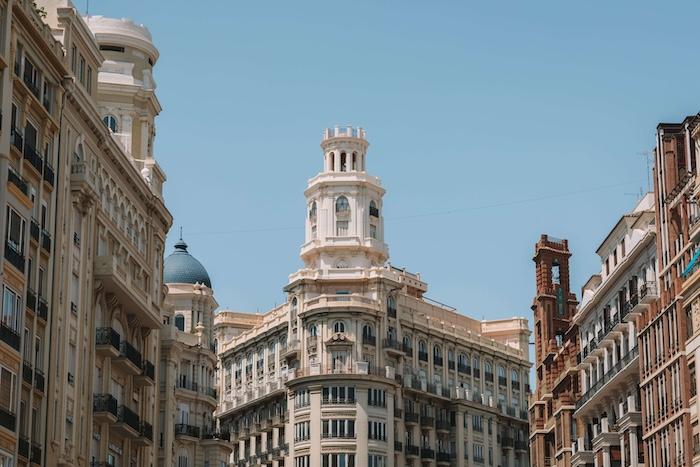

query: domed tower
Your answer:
[300,126,389,272]
[84,15,165,194]
[161,238,231,467]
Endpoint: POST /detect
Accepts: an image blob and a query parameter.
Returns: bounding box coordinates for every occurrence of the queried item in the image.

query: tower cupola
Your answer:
[299,126,389,272]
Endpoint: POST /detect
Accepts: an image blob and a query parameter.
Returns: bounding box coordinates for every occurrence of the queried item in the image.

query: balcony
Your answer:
[203,430,230,442]
[484,371,494,383]
[436,419,451,432]
[0,322,21,351]
[421,448,435,459]
[113,405,140,437]
[321,432,356,439]
[405,412,420,424]
[394,408,402,418]
[402,343,413,355]
[458,363,471,374]
[4,241,25,273]
[405,445,419,457]
[281,338,300,359]
[23,143,43,175]
[26,288,36,312]
[498,376,507,387]
[30,219,39,242]
[11,127,23,152]
[433,356,443,366]
[394,441,403,452]
[70,161,97,197]
[34,368,44,393]
[473,368,481,379]
[420,415,434,427]
[18,436,29,460]
[43,162,54,187]
[575,346,639,416]
[30,442,41,465]
[382,338,403,355]
[133,360,155,387]
[94,256,159,328]
[23,71,40,98]
[95,327,120,358]
[362,334,376,346]
[447,360,455,370]
[37,297,48,322]
[418,351,428,362]
[133,421,153,446]
[40,229,51,253]
[22,361,33,385]
[0,406,15,431]
[93,394,118,423]
[436,452,453,463]
[8,166,28,198]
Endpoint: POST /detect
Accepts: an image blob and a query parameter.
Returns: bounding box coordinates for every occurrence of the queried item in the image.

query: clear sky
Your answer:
[87,1,699,327]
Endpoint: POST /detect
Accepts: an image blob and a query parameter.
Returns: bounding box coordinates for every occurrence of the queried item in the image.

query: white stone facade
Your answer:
[215,127,532,467]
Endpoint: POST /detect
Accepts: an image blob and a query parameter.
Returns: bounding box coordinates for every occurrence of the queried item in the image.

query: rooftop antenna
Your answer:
[86,0,89,16]
[179,226,183,241]
[638,149,653,193]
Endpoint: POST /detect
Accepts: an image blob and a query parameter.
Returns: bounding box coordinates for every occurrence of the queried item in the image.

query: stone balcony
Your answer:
[94,255,159,328]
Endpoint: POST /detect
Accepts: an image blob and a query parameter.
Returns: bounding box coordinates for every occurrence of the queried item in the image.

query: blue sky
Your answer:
[88,1,698,327]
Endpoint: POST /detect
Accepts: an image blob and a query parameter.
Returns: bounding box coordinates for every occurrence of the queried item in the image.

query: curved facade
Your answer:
[215,127,532,467]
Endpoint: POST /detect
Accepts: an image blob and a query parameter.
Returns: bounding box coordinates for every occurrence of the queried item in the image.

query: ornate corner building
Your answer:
[528,236,579,467]
[214,127,533,467]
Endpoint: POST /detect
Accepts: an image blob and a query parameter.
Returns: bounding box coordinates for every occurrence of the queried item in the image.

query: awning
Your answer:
[682,248,700,278]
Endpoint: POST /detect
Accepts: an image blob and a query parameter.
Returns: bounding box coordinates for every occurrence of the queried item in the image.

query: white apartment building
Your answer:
[215,127,532,467]
[572,193,657,467]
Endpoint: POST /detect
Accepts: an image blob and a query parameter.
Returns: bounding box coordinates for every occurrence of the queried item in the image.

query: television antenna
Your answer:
[637,149,653,193]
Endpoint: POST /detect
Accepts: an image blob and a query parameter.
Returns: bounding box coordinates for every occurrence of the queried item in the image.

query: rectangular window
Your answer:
[6,207,26,254]
[79,55,85,84]
[368,388,386,407]
[322,453,355,467]
[2,286,21,332]
[322,386,355,404]
[336,220,349,236]
[0,367,15,412]
[369,224,377,239]
[71,45,77,73]
[87,66,93,94]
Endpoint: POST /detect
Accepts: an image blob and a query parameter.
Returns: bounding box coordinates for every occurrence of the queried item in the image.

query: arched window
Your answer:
[511,369,519,382]
[308,323,317,337]
[419,340,426,352]
[333,321,345,333]
[498,365,506,377]
[352,152,357,170]
[329,152,335,171]
[448,349,454,363]
[369,200,379,218]
[335,196,350,213]
[309,201,317,222]
[387,326,396,341]
[340,152,347,171]
[174,314,185,332]
[473,356,480,371]
[362,324,373,338]
[433,345,442,358]
[102,114,118,133]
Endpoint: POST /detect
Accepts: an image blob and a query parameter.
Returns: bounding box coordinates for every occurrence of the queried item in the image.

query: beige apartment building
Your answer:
[1,2,172,467]
[215,127,532,467]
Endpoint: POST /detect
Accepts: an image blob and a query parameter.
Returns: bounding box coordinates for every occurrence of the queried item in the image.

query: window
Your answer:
[403,335,412,350]
[290,297,298,321]
[369,200,379,217]
[340,152,347,171]
[294,421,310,441]
[551,261,560,284]
[362,324,374,338]
[322,454,355,467]
[335,196,350,213]
[433,345,442,358]
[78,55,85,84]
[0,367,15,413]
[174,314,185,332]
[333,321,345,333]
[308,323,317,337]
[336,220,349,236]
[295,389,310,408]
[2,286,21,332]
[71,44,77,73]
[369,224,377,239]
[322,386,355,404]
[103,115,118,133]
[473,415,483,432]
[322,419,355,438]
[87,66,93,94]
[295,456,310,467]
[309,201,317,221]
[99,45,125,53]
[368,388,386,407]
[6,207,26,254]
[367,420,386,440]
[387,296,396,314]
[367,455,385,467]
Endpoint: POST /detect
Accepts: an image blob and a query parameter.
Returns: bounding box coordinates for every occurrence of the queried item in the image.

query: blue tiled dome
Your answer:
[163,239,212,288]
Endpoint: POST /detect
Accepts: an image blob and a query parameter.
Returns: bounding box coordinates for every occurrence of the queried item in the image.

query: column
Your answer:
[310,388,321,466]
[455,410,465,467]
[387,393,395,467]
[356,389,369,467]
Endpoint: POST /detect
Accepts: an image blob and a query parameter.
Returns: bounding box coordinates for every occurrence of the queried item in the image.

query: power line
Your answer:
[184,181,637,237]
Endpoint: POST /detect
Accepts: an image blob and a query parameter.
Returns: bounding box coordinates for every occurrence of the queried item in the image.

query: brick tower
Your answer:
[529,235,580,467]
